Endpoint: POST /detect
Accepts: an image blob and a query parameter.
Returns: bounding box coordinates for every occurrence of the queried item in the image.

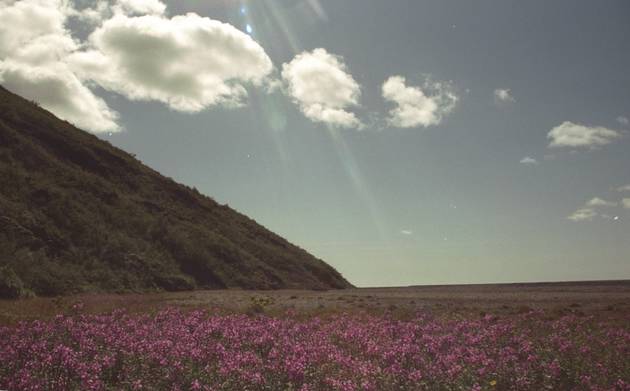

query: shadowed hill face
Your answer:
[0,86,352,298]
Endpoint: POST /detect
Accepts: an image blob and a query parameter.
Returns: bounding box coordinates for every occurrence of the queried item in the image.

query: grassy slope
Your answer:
[0,86,352,297]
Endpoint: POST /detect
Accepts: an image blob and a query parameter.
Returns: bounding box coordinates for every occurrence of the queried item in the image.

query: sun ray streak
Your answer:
[326,128,387,241]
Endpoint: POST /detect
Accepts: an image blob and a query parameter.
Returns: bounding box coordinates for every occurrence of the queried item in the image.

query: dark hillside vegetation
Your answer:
[0,86,351,298]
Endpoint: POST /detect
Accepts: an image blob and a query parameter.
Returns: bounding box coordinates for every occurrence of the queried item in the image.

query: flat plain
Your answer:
[2,280,629,323]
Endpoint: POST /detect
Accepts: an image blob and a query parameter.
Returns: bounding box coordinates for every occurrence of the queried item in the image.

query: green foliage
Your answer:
[0,85,352,298]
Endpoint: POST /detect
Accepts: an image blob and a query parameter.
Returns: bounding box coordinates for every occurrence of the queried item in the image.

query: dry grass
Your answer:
[1,280,629,325]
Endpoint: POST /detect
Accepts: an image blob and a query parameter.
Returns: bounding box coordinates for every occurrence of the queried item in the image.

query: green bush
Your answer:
[0,266,27,299]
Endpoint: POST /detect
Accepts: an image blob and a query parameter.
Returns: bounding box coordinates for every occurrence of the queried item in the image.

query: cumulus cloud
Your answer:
[0,0,276,133]
[519,156,538,165]
[617,116,629,125]
[281,48,362,128]
[0,61,120,132]
[568,208,597,222]
[0,0,120,132]
[586,197,617,207]
[547,121,621,149]
[382,75,457,128]
[494,88,515,104]
[70,13,273,112]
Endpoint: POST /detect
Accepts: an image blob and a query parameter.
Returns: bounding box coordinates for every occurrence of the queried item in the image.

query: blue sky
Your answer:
[1,0,629,286]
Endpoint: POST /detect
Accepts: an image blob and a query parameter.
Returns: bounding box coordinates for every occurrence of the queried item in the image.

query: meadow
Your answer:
[1,282,629,390]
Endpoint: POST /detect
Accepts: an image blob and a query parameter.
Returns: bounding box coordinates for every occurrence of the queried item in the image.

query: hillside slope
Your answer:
[0,86,351,298]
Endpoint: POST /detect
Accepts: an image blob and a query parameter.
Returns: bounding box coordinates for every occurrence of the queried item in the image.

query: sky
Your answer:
[1,0,629,286]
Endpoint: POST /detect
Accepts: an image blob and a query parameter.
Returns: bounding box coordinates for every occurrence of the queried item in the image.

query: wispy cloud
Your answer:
[400,230,413,235]
[519,156,538,165]
[617,116,629,125]
[569,196,623,222]
[618,184,630,192]
[586,197,617,207]
[547,121,621,149]
[494,88,515,104]
[568,208,597,222]
[623,198,630,209]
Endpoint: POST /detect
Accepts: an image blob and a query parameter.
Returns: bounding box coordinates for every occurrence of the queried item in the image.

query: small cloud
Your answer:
[617,184,630,192]
[117,0,167,15]
[519,156,538,165]
[547,121,621,149]
[281,48,363,129]
[400,230,413,235]
[494,88,515,104]
[617,116,629,125]
[586,197,617,207]
[382,75,457,128]
[569,195,624,222]
[568,208,597,222]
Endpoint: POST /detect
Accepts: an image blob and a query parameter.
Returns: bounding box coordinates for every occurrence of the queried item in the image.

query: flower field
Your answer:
[1,308,629,390]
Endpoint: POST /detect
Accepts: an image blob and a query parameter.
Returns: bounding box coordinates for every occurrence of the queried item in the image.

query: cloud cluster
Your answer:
[568,196,624,222]
[382,76,457,128]
[1,1,463,133]
[568,208,597,222]
[494,88,515,104]
[586,197,617,207]
[281,48,362,129]
[0,0,274,132]
[547,121,621,149]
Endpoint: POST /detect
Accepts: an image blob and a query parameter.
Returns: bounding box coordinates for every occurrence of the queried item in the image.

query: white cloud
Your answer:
[0,0,73,58]
[0,60,120,132]
[623,198,630,209]
[618,185,630,192]
[117,0,166,15]
[547,121,621,149]
[382,75,457,128]
[617,116,629,125]
[400,230,413,235]
[70,13,273,112]
[281,48,362,128]
[494,88,515,104]
[1,0,276,133]
[568,196,624,222]
[0,0,120,133]
[568,208,597,222]
[519,156,538,165]
[68,0,166,24]
[586,197,617,207]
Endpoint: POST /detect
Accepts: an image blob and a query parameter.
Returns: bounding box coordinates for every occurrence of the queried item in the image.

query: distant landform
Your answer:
[0,86,351,298]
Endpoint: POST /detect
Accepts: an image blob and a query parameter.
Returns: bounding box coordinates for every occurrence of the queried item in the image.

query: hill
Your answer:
[0,86,351,298]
